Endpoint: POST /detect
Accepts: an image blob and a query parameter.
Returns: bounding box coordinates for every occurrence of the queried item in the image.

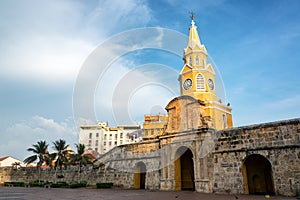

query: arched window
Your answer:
[189,57,192,66]
[196,73,205,90]
[195,56,200,66]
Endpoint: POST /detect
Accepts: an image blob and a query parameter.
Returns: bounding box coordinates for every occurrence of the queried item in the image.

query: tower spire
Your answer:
[187,12,201,49]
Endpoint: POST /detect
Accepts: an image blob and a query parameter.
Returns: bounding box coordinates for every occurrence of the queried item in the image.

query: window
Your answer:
[109,141,112,146]
[195,56,200,66]
[104,141,106,145]
[96,133,99,137]
[88,140,92,147]
[189,57,192,66]
[104,134,107,140]
[95,140,98,146]
[222,114,227,129]
[95,148,98,152]
[89,133,92,139]
[109,134,112,140]
[120,133,123,138]
[120,140,123,145]
[114,141,117,145]
[115,134,117,140]
[196,73,205,90]
[157,129,161,135]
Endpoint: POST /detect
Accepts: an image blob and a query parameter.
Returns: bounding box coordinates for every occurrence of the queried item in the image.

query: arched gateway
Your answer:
[134,162,146,189]
[175,146,195,191]
[242,154,274,195]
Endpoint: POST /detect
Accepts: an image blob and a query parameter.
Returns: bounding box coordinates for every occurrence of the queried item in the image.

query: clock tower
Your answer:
[178,15,233,130]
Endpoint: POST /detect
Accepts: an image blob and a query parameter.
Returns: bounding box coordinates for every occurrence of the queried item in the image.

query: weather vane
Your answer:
[189,11,196,21]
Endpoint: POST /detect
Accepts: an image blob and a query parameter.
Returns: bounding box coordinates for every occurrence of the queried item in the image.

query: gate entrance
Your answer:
[243,154,274,195]
[134,162,146,189]
[175,147,195,191]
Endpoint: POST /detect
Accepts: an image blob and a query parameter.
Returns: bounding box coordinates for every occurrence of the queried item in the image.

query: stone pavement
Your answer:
[0,187,296,200]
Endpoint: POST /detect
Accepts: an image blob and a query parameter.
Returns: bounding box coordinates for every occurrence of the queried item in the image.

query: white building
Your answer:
[79,122,141,155]
[0,156,25,167]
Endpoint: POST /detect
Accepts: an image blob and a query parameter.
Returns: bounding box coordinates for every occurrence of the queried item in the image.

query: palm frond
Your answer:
[24,155,37,165]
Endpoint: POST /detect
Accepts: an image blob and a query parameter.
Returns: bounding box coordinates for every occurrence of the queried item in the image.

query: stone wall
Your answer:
[1,118,300,197]
[0,141,161,190]
[0,160,160,190]
[93,140,161,189]
[213,118,300,196]
[0,166,94,184]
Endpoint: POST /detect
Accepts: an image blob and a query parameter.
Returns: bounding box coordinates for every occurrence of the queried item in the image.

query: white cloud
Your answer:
[94,57,179,126]
[0,116,77,160]
[87,0,152,33]
[0,0,92,84]
[128,84,176,122]
[1,36,94,84]
[0,0,153,85]
[73,26,177,127]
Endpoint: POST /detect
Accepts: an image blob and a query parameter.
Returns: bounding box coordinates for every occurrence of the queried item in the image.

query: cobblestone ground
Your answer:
[0,187,296,200]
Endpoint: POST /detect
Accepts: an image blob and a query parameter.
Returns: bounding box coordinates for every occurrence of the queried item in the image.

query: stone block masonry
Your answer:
[213,118,300,196]
[0,118,299,196]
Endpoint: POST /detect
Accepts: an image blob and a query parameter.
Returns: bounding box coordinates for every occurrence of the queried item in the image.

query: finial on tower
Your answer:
[189,11,196,21]
[189,11,196,26]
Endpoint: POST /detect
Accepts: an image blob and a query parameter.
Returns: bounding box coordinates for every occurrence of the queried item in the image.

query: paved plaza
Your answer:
[0,187,296,200]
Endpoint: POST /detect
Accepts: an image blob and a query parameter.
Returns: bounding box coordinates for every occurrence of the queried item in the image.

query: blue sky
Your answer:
[1,0,300,160]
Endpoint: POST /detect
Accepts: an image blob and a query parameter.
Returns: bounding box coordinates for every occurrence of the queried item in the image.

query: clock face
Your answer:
[183,78,192,90]
[208,78,214,90]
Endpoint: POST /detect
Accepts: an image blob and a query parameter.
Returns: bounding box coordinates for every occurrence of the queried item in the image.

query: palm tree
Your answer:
[52,139,70,170]
[71,143,91,180]
[11,162,22,170]
[24,140,49,167]
[24,140,49,181]
[45,153,56,169]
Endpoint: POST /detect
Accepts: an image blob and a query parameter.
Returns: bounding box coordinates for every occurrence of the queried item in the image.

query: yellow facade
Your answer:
[142,114,168,139]
[179,19,233,130]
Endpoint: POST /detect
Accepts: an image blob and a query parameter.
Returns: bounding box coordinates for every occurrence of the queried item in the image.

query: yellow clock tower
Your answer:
[178,15,233,130]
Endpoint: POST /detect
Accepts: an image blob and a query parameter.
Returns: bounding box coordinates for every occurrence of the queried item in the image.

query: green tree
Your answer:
[24,140,49,167]
[45,153,56,169]
[52,139,71,170]
[72,144,91,173]
[24,140,49,182]
[11,162,22,170]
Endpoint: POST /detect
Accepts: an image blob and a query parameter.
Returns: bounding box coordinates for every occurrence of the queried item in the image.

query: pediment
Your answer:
[180,64,192,74]
[206,64,215,75]
[164,95,210,133]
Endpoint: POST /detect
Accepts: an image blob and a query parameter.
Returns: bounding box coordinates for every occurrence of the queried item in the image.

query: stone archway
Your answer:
[134,162,146,189]
[242,154,274,195]
[175,146,195,191]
